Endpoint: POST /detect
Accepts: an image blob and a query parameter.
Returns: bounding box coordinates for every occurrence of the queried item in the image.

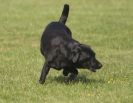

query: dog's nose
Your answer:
[98,63,102,68]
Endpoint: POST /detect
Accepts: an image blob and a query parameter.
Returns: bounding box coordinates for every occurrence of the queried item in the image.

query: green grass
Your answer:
[0,0,133,103]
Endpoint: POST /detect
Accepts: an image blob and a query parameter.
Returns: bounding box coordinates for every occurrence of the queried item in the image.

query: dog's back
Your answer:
[40,4,71,56]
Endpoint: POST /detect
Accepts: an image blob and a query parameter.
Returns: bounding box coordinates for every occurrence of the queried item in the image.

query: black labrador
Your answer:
[39,4,102,84]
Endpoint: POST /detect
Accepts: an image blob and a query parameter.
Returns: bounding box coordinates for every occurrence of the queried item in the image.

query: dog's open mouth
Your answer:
[90,68,96,72]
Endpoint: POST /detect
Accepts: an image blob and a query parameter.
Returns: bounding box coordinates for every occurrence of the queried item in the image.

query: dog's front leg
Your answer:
[63,68,78,82]
[68,69,78,81]
[39,62,50,84]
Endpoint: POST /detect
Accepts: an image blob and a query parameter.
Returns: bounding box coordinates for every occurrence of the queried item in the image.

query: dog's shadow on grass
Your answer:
[53,75,105,84]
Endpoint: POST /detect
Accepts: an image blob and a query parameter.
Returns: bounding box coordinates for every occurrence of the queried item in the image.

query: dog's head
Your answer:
[69,43,102,72]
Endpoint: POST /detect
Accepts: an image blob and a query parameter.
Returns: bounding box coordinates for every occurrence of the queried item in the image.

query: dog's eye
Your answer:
[87,55,92,59]
[82,58,89,62]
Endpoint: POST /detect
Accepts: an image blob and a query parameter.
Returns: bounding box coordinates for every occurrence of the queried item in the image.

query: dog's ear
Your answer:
[72,52,80,63]
[68,43,81,63]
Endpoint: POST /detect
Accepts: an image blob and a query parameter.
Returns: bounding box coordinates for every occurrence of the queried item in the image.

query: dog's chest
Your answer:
[49,55,71,70]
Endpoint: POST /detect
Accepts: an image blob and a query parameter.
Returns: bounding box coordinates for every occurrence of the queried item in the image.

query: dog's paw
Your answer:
[64,73,77,82]
[39,79,45,84]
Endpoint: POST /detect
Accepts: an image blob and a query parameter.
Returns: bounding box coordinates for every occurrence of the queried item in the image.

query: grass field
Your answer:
[0,0,133,103]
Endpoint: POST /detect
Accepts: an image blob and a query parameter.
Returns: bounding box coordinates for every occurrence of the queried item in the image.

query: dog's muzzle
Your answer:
[90,63,102,72]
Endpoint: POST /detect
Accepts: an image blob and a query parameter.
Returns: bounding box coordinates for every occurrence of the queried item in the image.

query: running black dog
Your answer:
[39,4,102,84]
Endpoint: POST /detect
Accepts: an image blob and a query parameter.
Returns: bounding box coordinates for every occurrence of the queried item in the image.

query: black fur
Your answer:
[39,4,102,84]
[59,4,69,24]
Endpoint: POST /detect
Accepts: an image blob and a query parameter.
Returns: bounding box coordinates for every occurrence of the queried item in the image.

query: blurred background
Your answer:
[0,0,132,103]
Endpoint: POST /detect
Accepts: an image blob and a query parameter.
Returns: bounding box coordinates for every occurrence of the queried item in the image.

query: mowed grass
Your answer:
[0,0,133,103]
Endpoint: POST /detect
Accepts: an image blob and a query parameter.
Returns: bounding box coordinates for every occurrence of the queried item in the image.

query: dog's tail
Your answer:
[59,4,69,24]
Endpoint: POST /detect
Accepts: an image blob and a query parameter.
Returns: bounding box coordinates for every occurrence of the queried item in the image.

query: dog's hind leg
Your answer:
[39,62,50,84]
